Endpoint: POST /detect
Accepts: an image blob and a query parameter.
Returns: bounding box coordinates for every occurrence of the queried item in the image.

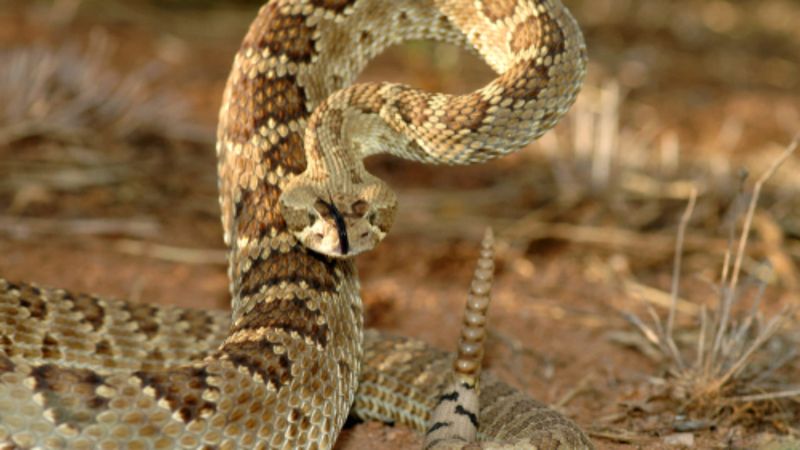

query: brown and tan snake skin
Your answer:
[0,0,589,448]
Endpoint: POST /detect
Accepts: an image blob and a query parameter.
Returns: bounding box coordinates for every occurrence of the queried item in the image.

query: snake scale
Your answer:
[0,0,588,448]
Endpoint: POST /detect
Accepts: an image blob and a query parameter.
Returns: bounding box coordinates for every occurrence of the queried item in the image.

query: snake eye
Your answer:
[307,212,317,224]
[367,211,376,223]
[352,199,369,217]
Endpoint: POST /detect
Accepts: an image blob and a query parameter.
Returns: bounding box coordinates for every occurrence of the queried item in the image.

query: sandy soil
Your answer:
[1,1,798,448]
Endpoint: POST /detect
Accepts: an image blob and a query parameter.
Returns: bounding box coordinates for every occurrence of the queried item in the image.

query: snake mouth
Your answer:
[326,201,350,255]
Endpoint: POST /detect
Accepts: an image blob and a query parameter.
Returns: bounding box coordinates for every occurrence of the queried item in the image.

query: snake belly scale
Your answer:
[0,0,589,449]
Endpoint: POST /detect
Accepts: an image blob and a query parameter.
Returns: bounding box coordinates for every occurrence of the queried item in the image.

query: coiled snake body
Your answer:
[0,0,588,448]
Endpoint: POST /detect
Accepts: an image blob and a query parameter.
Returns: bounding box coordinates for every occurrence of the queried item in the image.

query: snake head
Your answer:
[280,178,397,258]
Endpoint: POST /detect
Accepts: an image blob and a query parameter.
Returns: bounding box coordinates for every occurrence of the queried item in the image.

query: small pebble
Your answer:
[664,432,694,447]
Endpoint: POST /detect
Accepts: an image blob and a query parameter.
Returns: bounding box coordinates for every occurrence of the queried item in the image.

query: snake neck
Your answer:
[216,1,359,325]
[215,4,366,439]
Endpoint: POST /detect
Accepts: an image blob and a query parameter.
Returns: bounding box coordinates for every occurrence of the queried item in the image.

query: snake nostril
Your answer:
[314,199,330,215]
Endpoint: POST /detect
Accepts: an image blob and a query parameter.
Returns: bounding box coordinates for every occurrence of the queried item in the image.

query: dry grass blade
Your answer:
[0,35,203,146]
[695,305,707,369]
[621,188,698,370]
[625,280,700,315]
[727,136,798,296]
[623,134,800,428]
[0,216,159,239]
[728,388,800,403]
[622,312,660,347]
[711,137,799,363]
[712,309,787,391]
[665,187,697,370]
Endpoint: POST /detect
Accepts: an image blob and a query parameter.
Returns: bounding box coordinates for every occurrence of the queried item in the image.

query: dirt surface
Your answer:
[1,1,799,449]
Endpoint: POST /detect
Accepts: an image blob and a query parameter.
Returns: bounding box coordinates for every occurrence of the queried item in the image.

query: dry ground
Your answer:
[1,1,799,448]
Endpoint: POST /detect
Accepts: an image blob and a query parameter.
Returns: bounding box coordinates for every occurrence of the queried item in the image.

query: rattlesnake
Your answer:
[0,0,588,448]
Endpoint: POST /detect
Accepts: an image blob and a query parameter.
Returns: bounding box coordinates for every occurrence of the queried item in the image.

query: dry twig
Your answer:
[114,239,226,265]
